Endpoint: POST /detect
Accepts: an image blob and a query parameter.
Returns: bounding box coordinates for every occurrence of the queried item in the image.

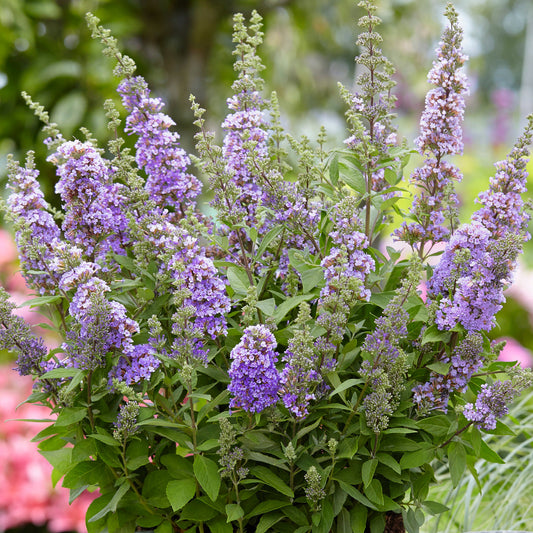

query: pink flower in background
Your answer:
[0,230,18,266]
[497,337,533,368]
[0,367,95,532]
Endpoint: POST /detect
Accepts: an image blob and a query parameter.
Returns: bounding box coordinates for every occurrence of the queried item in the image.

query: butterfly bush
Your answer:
[1,3,533,533]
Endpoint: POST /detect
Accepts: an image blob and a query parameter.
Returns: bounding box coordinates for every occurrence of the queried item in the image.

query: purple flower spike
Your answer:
[110,343,161,386]
[49,140,129,263]
[228,325,280,413]
[463,381,518,430]
[118,76,202,213]
[395,5,468,253]
[7,155,62,294]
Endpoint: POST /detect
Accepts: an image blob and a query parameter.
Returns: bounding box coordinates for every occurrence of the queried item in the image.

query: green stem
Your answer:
[86,371,95,432]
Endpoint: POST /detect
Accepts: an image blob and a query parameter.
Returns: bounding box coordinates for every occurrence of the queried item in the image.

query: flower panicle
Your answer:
[395,3,468,255]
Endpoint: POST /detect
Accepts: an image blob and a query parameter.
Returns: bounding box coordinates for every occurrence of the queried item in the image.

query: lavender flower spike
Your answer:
[118,76,202,214]
[472,114,533,238]
[50,140,129,263]
[462,374,533,431]
[428,116,533,333]
[0,288,47,376]
[395,3,468,255]
[6,153,61,294]
[228,325,280,413]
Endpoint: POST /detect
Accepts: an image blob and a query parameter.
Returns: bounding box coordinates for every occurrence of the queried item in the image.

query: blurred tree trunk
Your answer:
[136,1,293,150]
[138,0,223,150]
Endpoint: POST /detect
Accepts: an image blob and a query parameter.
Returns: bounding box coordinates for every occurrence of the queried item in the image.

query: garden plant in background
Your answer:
[0,1,532,533]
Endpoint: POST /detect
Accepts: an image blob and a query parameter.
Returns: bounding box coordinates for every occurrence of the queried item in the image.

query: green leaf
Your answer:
[422,500,450,515]
[208,517,233,533]
[350,505,368,533]
[89,433,121,447]
[256,513,284,533]
[88,479,129,522]
[282,506,308,526]
[448,441,467,487]
[126,439,151,470]
[301,268,324,293]
[468,425,482,456]
[55,407,87,427]
[225,503,244,522]
[19,295,62,308]
[142,470,172,508]
[274,294,315,323]
[362,458,378,488]
[337,437,359,459]
[376,453,401,474]
[364,479,384,506]
[247,500,291,518]
[329,154,339,186]
[416,416,451,439]
[193,455,221,502]
[40,447,72,476]
[479,439,505,464]
[295,417,322,440]
[384,167,399,185]
[369,291,396,308]
[486,419,516,436]
[427,361,452,375]
[41,367,83,379]
[400,447,435,469]
[62,460,105,489]
[421,324,451,345]
[255,298,276,316]
[181,499,218,521]
[161,454,194,478]
[337,508,351,533]
[166,479,196,512]
[250,466,294,498]
[403,508,421,533]
[339,162,366,194]
[336,480,377,510]
[155,521,174,533]
[318,498,335,532]
[255,225,284,260]
[329,378,364,400]
[227,266,250,295]
[86,493,112,533]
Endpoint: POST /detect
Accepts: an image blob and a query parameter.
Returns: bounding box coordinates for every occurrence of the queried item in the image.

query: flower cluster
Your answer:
[50,140,129,263]
[396,3,468,254]
[472,122,533,238]
[118,76,202,215]
[0,288,47,376]
[136,214,230,365]
[320,198,375,303]
[427,116,533,334]
[413,333,484,412]
[64,276,139,371]
[228,325,280,413]
[221,90,268,227]
[279,303,322,419]
[359,257,422,431]
[5,154,61,294]
[463,380,519,430]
